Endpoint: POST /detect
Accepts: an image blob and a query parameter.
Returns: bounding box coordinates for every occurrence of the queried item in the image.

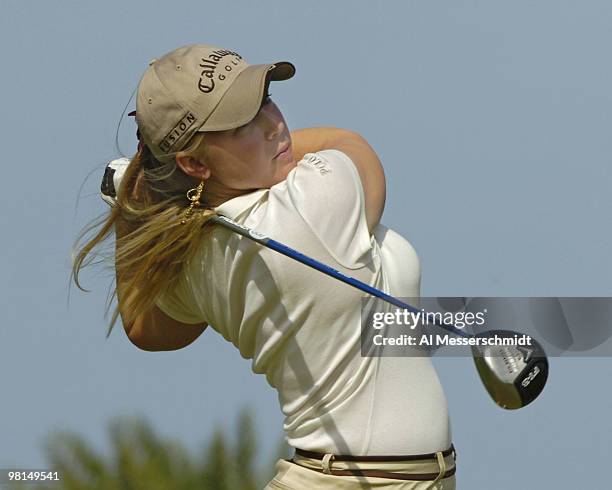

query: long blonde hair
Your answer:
[71,133,217,337]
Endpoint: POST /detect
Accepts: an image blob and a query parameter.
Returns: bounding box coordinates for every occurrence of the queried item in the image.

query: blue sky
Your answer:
[1,1,611,488]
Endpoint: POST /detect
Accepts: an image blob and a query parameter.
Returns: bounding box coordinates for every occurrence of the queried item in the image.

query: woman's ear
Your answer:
[175,153,212,181]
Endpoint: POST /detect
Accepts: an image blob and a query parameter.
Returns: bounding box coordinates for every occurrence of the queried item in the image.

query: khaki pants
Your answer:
[263,448,456,490]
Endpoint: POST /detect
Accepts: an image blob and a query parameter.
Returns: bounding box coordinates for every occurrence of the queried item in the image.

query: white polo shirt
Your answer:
[155,149,451,455]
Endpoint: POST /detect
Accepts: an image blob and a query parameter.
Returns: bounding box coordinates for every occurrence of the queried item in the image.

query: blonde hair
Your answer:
[71,133,217,337]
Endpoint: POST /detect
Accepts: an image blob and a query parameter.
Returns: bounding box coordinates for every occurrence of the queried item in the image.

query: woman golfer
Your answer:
[73,44,456,489]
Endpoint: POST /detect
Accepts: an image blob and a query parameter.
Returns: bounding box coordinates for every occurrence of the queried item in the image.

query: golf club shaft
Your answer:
[210,214,470,338]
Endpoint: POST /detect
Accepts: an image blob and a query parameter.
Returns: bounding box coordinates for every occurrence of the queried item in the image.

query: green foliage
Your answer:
[11,409,290,490]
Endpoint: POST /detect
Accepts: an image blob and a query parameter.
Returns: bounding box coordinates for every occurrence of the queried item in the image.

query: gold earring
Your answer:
[180,179,205,225]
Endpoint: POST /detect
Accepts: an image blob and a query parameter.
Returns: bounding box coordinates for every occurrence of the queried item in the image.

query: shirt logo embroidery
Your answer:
[305,154,331,175]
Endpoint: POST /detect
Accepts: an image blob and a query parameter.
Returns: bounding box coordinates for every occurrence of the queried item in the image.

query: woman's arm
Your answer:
[116,226,208,350]
[115,174,207,351]
[290,127,386,234]
[126,305,207,352]
[290,127,358,161]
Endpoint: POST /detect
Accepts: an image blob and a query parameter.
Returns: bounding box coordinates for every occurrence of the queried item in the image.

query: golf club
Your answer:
[101,158,549,409]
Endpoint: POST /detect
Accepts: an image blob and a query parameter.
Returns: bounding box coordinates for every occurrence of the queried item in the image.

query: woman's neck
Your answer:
[203,179,261,208]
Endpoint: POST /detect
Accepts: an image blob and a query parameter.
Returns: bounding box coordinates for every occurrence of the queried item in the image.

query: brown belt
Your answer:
[295,444,456,462]
[291,444,457,481]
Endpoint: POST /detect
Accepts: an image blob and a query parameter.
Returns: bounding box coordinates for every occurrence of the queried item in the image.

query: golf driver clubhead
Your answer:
[472,330,549,410]
[100,158,549,410]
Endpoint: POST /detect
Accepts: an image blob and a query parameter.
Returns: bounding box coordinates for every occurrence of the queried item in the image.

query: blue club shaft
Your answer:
[210,215,470,338]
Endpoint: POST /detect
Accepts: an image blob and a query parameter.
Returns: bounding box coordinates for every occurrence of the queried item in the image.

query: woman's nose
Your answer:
[261,105,284,140]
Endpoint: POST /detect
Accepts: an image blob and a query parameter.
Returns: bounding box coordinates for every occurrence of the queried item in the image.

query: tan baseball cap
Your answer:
[135,44,295,163]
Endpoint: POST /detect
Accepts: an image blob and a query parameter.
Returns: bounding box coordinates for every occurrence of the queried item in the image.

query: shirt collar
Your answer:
[212,164,299,220]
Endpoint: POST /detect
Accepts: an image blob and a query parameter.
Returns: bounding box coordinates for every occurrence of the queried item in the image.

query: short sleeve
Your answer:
[283,149,373,268]
[154,270,207,325]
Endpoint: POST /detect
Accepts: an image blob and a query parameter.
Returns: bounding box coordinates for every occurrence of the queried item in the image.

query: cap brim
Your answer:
[201,62,295,131]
